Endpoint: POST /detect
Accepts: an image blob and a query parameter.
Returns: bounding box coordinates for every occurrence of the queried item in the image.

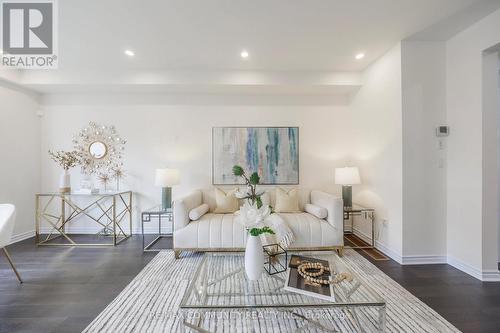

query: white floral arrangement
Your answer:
[232,165,274,237]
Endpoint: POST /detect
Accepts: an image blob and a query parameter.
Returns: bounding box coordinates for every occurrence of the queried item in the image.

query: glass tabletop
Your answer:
[36,190,131,197]
[142,205,173,214]
[345,204,375,213]
[180,252,385,310]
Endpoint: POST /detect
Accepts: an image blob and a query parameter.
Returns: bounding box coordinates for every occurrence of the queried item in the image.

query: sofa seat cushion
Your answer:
[174,213,247,249]
[174,212,342,249]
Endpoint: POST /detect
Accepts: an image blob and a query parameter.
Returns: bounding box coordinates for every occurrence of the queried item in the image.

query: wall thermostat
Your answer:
[436,126,449,137]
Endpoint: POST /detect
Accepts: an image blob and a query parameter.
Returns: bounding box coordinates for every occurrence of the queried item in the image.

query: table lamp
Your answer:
[335,167,360,209]
[155,168,180,210]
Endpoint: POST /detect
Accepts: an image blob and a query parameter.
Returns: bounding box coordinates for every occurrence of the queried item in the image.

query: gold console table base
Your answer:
[35,191,132,247]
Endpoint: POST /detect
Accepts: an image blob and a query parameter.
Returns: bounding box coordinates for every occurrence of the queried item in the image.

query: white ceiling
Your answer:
[59,0,486,72]
[2,0,499,95]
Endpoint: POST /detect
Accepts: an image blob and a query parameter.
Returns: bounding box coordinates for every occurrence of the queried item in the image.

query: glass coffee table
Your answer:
[180,252,386,332]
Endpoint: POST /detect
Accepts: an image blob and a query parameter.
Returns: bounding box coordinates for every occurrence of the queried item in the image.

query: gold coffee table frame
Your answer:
[35,191,132,247]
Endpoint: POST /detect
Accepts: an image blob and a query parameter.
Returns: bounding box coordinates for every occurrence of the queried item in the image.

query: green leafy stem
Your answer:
[248,226,275,237]
[232,165,262,208]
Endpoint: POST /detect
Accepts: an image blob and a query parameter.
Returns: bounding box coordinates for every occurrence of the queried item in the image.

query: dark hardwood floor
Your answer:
[0,235,167,333]
[1,235,500,333]
[368,258,500,332]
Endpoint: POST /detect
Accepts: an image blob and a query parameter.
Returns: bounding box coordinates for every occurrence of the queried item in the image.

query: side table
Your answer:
[141,205,173,251]
[344,204,375,249]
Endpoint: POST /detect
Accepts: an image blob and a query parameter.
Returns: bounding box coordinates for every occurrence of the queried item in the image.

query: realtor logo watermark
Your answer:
[1,0,58,68]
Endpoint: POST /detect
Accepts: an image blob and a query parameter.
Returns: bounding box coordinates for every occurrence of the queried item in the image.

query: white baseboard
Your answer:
[481,270,500,281]
[401,255,447,265]
[9,230,35,244]
[447,256,500,282]
[373,241,403,264]
[352,228,372,245]
[447,256,483,281]
[366,243,498,280]
[351,227,403,263]
[353,228,447,266]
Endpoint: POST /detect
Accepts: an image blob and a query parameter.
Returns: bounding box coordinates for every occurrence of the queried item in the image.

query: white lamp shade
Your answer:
[155,168,180,187]
[335,167,361,185]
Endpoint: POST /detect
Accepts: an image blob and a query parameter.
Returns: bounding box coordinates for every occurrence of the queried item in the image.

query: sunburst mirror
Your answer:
[73,122,126,175]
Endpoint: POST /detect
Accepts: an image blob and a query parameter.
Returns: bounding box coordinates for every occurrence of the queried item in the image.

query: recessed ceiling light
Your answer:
[124,49,135,57]
[355,53,365,60]
[240,50,249,59]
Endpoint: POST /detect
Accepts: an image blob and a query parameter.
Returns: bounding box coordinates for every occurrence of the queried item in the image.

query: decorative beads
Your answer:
[297,262,353,285]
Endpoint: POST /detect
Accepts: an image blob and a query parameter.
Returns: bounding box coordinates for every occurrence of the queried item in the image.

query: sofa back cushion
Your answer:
[274,188,300,212]
[213,188,239,213]
[202,187,311,212]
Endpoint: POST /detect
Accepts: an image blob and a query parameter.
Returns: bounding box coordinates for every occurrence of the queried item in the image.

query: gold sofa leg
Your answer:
[174,250,181,259]
[336,247,344,257]
[2,248,23,283]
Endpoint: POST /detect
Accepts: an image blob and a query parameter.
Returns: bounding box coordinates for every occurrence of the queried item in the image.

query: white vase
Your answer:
[59,170,71,193]
[245,235,264,280]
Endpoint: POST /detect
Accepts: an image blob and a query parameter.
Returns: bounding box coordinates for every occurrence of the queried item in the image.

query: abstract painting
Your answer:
[212,127,299,185]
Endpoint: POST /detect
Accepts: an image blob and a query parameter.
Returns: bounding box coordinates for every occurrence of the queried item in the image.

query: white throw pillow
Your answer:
[275,188,300,213]
[189,203,209,221]
[214,188,239,213]
[304,203,328,219]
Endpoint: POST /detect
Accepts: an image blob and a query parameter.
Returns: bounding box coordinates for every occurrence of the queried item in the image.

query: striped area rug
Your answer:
[83,250,459,333]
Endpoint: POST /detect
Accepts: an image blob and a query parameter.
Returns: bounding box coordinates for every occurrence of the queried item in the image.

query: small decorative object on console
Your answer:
[263,243,288,275]
[112,167,126,191]
[79,175,96,194]
[98,173,111,192]
[73,188,99,195]
[48,150,81,193]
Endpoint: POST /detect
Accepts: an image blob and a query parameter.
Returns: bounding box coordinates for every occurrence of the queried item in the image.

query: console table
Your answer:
[35,191,132,246]
[344,204,375,249]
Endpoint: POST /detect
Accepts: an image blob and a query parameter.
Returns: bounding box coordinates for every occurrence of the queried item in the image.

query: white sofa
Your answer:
[172,188,344,258]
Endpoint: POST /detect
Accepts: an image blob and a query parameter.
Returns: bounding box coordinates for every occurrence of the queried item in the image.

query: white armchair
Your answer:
[0,204,23,283]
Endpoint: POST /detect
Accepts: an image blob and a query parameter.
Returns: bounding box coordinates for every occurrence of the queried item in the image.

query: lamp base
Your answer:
[161,187,172,210]
[342,185,353,209]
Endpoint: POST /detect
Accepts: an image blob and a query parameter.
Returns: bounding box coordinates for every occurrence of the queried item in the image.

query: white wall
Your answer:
[39,98,351,233]
[446,8,500,280]
[349,43,403,262]
[401,41,447,263]
[38,89,404,240]
[0,85,41,242]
